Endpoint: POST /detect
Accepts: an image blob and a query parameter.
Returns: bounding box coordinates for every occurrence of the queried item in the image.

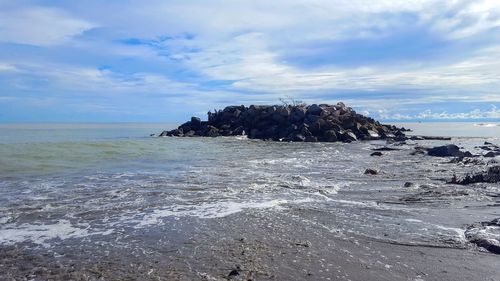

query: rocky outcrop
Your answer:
[454,166,500,185]
[159,103,406,143]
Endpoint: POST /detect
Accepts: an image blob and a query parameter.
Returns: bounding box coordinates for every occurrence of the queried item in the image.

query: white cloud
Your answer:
[1,1,500,121]
[375,105,500,120]
[0,6,94,46]
[0,63,17,72]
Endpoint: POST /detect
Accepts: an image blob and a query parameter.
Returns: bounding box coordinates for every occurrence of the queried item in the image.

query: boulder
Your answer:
[307,104,323,116]
[341,131,357,142]
[427,145,465,157]
[364,169,378,175]
[190,117,202,128]
[323,130,338,142]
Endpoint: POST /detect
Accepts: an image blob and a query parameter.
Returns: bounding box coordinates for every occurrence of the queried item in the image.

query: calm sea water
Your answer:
[0,122,498,253]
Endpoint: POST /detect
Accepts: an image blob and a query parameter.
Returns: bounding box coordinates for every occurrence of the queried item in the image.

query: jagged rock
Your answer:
[341,131,357,142]
[323,130,338,142]
[160,103,406,143]
[455,166,500,185]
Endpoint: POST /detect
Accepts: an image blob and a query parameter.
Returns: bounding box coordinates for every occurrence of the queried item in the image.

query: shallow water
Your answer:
[0,122,499,270]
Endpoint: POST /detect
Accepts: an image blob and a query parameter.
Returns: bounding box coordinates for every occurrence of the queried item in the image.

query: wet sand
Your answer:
[1,207,499,281]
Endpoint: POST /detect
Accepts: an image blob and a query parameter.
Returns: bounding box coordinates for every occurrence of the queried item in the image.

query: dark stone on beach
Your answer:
[484,151,499,158]
[372,147,400,151]
[427,145,465,157]
[364,169,378,175]
[228,268,240,278]
[404,182,414,188]
[421,136,452,140]
[455,166,500,185]
[370,152,383,156]
[159,103,406,143]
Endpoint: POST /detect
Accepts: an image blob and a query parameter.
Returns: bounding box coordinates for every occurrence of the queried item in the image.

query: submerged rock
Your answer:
[159,103,405,143]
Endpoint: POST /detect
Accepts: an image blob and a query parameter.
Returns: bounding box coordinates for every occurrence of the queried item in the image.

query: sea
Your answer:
[0,122,499,277]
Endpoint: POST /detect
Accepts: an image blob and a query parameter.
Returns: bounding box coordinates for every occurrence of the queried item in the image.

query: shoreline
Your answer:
[0,127,499,281]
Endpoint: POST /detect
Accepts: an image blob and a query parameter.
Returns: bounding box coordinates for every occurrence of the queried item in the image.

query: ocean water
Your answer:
[0,122,499,256]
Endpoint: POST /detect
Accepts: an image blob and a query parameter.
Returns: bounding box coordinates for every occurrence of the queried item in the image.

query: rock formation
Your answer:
[160,103,406,143]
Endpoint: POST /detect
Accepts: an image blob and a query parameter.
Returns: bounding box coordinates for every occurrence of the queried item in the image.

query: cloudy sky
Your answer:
[0,0,499,122]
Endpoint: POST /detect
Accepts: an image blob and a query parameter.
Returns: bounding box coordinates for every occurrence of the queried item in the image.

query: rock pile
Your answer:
[455,166,500,185]
[160,103,406,142]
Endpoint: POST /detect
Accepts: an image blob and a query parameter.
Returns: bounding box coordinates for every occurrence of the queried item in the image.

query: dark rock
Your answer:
[323,130,338,142]
[370,152,383,156]
[484,151,498,158]
[427,144,464,157]
[232,126,245,136]
[305,136,318,142]
[367,130,380,139]
[159,103,405,143]
[372,147,400,151]
[404,182,414,187]
[341,131,357,142]
[421,136,452,140]
[206,126,220,137]
[364,169,378,175]
[184,130,196,137]
[307,104,323,116]
[455,166,500,185]
[190,116,202,128]
[228,268,240,278]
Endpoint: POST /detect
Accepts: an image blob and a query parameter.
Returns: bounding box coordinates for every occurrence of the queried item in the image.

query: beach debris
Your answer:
[159,103,406,142]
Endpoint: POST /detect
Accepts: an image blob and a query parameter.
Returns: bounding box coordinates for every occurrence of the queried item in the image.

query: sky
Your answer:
[0,0,499,122]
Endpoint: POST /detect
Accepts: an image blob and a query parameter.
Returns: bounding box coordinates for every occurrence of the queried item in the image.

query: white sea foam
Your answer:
[133,199,289,228]
[0,220,114,247]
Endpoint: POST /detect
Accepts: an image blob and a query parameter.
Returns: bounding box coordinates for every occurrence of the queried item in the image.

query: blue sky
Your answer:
[0,0,499,122]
